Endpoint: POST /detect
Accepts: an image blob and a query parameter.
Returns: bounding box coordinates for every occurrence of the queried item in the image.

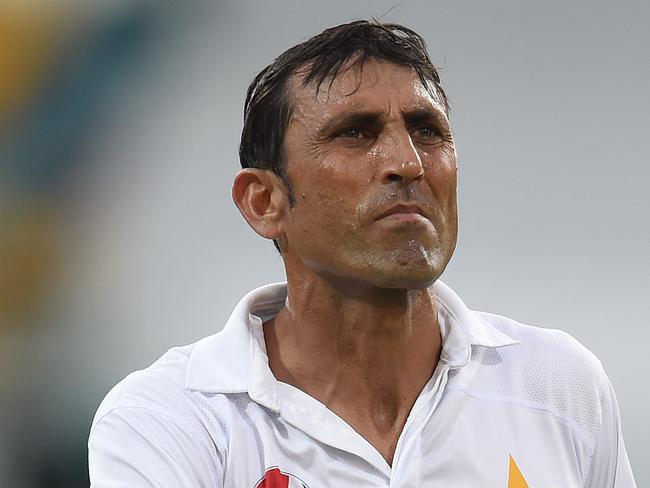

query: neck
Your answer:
[263,265,442,462]
[271,275,441,380]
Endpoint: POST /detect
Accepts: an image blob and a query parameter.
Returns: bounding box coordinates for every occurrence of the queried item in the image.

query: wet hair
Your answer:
[238,19,449,252]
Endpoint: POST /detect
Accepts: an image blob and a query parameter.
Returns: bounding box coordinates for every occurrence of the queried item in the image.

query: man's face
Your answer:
[280,59,458,290]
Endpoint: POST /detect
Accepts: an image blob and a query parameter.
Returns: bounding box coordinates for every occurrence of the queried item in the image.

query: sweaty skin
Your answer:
[233,59,458,465]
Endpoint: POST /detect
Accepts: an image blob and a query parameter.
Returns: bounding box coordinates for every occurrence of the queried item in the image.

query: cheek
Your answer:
[305,156,365,207]
[424,146,457,196]
[289,163,369,250]
[291,178,349,235]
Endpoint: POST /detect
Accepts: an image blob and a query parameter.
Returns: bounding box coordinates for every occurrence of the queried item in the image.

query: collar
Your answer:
[433,280,519,367]
[185,280,519,408]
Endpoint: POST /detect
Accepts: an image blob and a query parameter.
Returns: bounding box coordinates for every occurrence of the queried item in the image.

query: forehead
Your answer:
[288,59,446,116]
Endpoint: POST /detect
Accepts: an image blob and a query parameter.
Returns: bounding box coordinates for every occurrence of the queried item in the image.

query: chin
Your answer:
[380,244,455,289]
[320,240,455,292]
[366,257,445,290]
[372,270,439,290]
[379,278,437,291]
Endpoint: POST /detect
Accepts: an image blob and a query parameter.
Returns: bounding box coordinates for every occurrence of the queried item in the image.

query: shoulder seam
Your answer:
[89,405,218,444]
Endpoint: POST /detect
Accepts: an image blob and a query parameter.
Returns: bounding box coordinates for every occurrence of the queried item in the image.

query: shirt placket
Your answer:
[389,362,452,487]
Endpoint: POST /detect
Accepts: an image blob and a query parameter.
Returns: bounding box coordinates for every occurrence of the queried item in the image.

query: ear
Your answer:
[232,168,289,240]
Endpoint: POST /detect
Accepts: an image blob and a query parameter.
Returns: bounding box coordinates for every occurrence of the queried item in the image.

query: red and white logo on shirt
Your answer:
[255,467,309,488]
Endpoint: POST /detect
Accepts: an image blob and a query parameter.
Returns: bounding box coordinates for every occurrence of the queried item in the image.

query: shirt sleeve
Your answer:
[88,406,222,487]
[585,379,636,488]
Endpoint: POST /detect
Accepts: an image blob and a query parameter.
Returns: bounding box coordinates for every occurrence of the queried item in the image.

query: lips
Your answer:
[375,203,427,221]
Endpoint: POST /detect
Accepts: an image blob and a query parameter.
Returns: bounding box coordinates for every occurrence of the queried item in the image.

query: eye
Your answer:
[413,126,442,141]
[337,128,366,139]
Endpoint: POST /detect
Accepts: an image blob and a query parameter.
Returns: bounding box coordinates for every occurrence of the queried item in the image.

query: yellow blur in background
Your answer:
[1,3,67,325]
[1,2,167,485]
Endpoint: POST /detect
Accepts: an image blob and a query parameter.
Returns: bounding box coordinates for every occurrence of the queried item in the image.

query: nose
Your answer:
[378,130,424,185]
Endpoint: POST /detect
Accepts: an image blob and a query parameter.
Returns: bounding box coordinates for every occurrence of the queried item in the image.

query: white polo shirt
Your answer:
[88,281,636,487]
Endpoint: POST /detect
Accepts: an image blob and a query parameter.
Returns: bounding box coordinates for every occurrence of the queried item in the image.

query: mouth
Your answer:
[375,203,428,222]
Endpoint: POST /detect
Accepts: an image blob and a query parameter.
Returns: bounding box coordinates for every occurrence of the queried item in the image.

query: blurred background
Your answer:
[1,0,647,485]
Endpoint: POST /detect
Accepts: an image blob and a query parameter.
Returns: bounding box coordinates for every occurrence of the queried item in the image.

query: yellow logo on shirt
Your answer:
[508,455,529,488]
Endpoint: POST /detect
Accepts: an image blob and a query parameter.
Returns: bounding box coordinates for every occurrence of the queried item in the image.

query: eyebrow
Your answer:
[317,107,448,136]
[402,108,448,128]
[317,111,384,136]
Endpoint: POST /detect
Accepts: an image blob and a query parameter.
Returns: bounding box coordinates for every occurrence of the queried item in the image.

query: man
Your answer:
[88,20,636,487]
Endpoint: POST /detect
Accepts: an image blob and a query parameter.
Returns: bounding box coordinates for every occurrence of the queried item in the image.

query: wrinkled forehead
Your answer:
[288,59,447,115]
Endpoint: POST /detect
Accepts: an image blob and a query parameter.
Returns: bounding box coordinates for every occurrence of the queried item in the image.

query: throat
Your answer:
[261,287,443,466]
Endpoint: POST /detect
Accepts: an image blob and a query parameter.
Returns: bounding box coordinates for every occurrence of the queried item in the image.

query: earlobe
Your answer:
[232,169,288,240]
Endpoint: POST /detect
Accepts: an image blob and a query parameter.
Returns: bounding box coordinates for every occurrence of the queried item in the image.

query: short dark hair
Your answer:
[238,19,449,252]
